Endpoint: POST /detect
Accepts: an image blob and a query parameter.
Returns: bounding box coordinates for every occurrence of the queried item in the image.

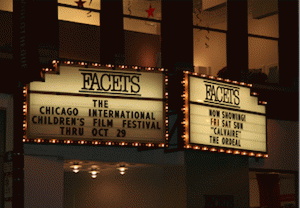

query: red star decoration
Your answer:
[75,0,86,7]
[146,4,155,18]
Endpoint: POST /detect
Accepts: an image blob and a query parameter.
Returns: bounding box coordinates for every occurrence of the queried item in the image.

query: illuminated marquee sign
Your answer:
[25,64,168,147]
[182,72,267,156]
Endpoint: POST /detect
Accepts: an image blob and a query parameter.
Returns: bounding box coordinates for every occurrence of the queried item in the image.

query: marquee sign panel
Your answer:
[25,64,168,146]
[183,72,267,156]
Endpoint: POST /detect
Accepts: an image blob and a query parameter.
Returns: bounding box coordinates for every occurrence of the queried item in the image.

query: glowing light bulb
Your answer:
[117,165,128,175]
[89,166,100,179]
[70,163,82,173]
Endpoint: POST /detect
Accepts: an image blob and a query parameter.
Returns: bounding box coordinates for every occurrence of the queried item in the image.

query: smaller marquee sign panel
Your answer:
[24,63,168,147]
[182,72,267,156]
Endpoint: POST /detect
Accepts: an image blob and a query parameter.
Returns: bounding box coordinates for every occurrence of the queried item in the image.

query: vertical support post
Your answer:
[12,83,24,208]
[161,1,193,149]
[226,0,248,82]
[100,0,124,65]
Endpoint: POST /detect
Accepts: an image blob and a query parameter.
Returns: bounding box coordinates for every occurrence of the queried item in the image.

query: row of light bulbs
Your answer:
[70,163,128,178]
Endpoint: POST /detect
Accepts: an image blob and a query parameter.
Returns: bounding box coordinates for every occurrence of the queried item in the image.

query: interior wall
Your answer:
[58,21,161,67]
[24,155,64,208]
[193,29,226,76]
[248,37,278,69]
[248,14,278,38]
[124,30,161,67]
[64,164,186,208]
[59,21,100,62]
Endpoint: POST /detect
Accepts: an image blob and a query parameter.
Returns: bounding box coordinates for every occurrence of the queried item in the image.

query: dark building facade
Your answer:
[0,0,298,207]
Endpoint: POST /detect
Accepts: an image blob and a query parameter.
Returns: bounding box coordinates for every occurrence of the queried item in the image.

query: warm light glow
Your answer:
[88,165,100,178]
[70,163,82,173]
[186,74,266,154]
[117,165,128,175]
[264,154,269,158]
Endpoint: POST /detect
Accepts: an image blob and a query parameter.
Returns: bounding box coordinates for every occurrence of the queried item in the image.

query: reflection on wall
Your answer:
[64,164,186,208]
[193,29,226,76]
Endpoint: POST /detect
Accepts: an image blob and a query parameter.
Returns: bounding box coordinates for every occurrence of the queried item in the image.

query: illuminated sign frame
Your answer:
[182,71,268,157]
[23,60,169,148]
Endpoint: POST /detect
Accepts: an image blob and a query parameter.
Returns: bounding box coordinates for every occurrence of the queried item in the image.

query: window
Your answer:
[58,0,101,62]
[248,0,279,84]
[194,29,226,76]
[58,0,100,26]
[193,0,227,30]
[0,0,12,12]
[123,0,161,67]
[193,0,227,76]
[123,0,161,35]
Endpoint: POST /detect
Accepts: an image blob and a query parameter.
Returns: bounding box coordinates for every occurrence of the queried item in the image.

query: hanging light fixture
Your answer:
[89,165,100,179]
[117,164,128,175]
[70,162,82,173]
